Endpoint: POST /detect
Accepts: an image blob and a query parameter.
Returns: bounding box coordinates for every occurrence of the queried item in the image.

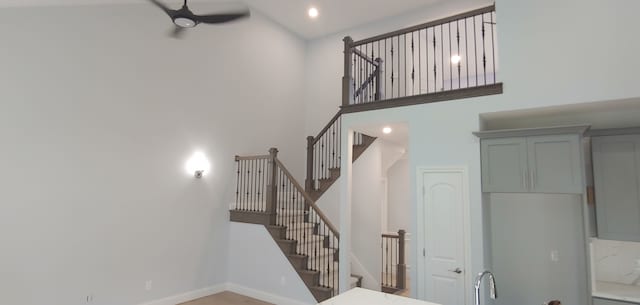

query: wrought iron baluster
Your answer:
[433,27,437,92]
[482,13,487,85]
[457,19,461,89]
[390,38,394,99]
[448,22,453,90]
[465,17,469,88]
[474,15,478,86]
[491,11,496,84]
[411,32,415,95]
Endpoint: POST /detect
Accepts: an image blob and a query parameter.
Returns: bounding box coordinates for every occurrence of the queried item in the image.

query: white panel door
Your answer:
[422,170,466,305]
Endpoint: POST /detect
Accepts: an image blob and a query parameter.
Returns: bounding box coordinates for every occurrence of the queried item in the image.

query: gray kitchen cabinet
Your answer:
[592,134,640,242]
[476,126,588,193]
[527,135,584,194]
[593,297,639,305]
[481,137,529,193]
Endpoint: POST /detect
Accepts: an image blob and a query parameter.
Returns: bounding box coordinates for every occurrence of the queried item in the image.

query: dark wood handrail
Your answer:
[382,233,400,238]
[235,155,270,161]
[312,110,343,145]
[274,158,340,239]
[352,4,496,46]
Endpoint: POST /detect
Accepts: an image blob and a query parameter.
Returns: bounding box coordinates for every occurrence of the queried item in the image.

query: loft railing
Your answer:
[381,230,407,293]
[342,5,500,111]
[234,149,340,295]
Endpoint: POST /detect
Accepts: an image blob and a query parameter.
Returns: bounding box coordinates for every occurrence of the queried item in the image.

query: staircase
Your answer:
[227,5,503,301]
[229,58,379,302]
[230,146,367,302]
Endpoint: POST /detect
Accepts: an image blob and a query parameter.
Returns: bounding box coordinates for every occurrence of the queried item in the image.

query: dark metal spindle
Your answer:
[440,24,444,91]
[433,27,437,92]
[449,22,453,90]
[465,17,470,88]
[491,11,496,84]
[411,32,415,95]
[473,15,478,86]
[390,38,395,99]
[457,20,461,89]
[482,13,487,85]
[418,30,422,94]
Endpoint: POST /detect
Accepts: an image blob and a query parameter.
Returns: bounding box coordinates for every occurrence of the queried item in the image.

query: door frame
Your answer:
[416,167,472,305]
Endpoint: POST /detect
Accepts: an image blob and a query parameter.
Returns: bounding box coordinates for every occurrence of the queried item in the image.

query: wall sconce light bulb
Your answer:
[186,152,211,179]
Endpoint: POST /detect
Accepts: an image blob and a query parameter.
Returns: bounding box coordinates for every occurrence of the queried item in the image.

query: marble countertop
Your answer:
[593,281,640,303]
[318,288,441,305]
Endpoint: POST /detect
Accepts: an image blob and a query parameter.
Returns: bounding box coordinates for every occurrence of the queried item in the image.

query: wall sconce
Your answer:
[186,152,211,179]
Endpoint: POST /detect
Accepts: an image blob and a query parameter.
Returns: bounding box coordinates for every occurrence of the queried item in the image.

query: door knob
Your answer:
[449,268,463,274]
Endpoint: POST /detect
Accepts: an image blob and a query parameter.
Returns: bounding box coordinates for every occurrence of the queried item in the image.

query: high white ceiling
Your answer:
[0,0,442,39]
[240,0,441,39]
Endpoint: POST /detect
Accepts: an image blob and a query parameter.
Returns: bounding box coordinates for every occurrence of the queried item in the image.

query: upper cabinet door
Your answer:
[527,135,584,194]
[481,137,528,193]
[592,135,640,242]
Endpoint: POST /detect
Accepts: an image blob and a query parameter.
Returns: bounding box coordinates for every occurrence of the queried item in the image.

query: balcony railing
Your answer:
[381,230,407,294]
[342,5,501,112]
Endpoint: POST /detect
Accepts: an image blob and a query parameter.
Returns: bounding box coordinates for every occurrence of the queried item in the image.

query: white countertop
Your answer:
[318,288,441,305]
[593,281,640,304]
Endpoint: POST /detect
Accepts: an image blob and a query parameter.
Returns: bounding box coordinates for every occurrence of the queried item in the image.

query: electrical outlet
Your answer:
[550,250,560,262]
[280,276,286,286]
[635,259,640,272]
[85,294,94,303]
[145,280,153,291]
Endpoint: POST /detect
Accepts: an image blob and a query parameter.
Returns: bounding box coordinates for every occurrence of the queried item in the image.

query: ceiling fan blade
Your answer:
[194,11,250,24]
[148,0,175,16]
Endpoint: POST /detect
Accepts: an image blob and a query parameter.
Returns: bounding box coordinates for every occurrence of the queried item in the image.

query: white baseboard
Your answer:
[225,283,314,305]
[137,284,226,305]
[136,283,314,305]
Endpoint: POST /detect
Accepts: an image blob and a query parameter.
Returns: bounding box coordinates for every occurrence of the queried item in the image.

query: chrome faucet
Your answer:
[474,271,497,305]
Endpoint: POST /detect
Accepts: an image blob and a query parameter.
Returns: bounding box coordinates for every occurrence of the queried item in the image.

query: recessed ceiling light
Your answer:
[308,7,319,18]
[382,127,392,134]
[451,55,462,64]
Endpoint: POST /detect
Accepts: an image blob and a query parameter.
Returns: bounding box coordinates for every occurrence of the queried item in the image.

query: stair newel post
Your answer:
[397,229,407,290]
[266,148,279,225]
[304,136,315,211]
[374,57,384,101]
[305,136,315,193]
[342,36,354,107]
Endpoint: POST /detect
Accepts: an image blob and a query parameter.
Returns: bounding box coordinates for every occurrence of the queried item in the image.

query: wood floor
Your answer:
[179,292,274,305]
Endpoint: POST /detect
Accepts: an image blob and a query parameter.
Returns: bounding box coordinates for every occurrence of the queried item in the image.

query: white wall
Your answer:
[351,141,384,289]
[387,157,410,233]
[226,223,316,305]
[323,0,640,301]
[0,4,306,305]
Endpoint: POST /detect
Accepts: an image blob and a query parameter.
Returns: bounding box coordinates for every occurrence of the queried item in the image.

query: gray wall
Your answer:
[0,3,306,305]
[488,193,589,305]
[387,157,410,232]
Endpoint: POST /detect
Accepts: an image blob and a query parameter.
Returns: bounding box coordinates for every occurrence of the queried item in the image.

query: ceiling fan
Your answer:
[148,0,250,38]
